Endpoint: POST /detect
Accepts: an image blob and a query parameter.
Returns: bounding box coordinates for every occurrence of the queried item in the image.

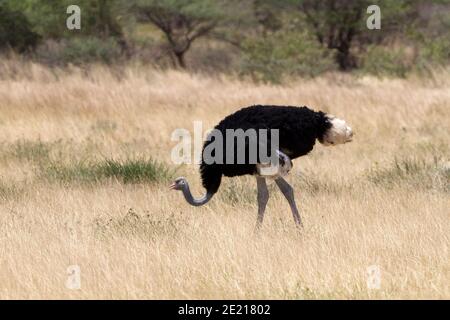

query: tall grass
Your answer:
[368,157,449,192]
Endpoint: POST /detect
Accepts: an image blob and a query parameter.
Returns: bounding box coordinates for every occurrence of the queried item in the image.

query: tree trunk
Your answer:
[335,29,357,71]
[174,51,187,69]
[336,48,356,71]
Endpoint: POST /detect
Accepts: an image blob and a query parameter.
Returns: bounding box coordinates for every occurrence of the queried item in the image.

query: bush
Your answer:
[359,45,411,78]
[414,36,450,73]
[0,4,39,52]
[35,37,122,65]
[240,31,335,83]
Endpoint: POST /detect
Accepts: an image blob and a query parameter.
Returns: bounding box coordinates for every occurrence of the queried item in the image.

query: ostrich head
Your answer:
[319,115,353,146]
[169,177,187,191]
[169,176,213,206]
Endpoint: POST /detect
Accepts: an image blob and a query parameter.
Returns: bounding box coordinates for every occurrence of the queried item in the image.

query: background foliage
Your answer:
[1,0,449,81]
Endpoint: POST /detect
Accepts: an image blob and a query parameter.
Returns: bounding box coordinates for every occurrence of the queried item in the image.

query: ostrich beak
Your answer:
[169,183,176,190]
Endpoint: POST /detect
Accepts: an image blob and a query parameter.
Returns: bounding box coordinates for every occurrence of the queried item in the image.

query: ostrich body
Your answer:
[170,105,353,228]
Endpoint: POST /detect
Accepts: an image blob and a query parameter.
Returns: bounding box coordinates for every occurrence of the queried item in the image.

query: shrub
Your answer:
[359,45,411,78]
[240,31,335,83]
[0,4,39,52]
[35,37,122,65]
[414,36,450,73]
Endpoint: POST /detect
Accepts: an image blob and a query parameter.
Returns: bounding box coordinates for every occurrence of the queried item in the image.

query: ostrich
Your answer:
[169,105,353,228]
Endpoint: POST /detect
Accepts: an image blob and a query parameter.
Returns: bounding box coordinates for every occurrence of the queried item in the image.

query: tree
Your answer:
[87,0,130,54]
[0,3,40,52]
[299,0,370,70]
[298,0,422,71]
[12,0,130,52]
[133,0,223,68]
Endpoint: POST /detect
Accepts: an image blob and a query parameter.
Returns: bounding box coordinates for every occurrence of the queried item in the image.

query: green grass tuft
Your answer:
[44,158,175,184]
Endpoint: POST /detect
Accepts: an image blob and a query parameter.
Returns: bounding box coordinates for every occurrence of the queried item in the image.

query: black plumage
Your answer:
[200,105,332,194]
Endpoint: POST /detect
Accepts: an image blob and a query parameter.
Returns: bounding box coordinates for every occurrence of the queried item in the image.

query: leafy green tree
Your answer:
[0,2,40,52]
[4,0,63,38]
[11,0,129,50]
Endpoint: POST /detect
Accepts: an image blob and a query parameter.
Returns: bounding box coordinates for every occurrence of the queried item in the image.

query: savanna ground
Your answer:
[0,60,449,299]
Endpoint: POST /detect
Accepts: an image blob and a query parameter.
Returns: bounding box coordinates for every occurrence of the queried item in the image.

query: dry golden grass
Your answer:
[0,60,449,299]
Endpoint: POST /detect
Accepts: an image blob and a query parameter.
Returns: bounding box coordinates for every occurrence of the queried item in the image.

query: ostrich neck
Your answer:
[181,181,213,206]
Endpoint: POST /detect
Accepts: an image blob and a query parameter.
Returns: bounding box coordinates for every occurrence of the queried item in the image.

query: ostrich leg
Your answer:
[275,177,303,227]
[255,177,269,229]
